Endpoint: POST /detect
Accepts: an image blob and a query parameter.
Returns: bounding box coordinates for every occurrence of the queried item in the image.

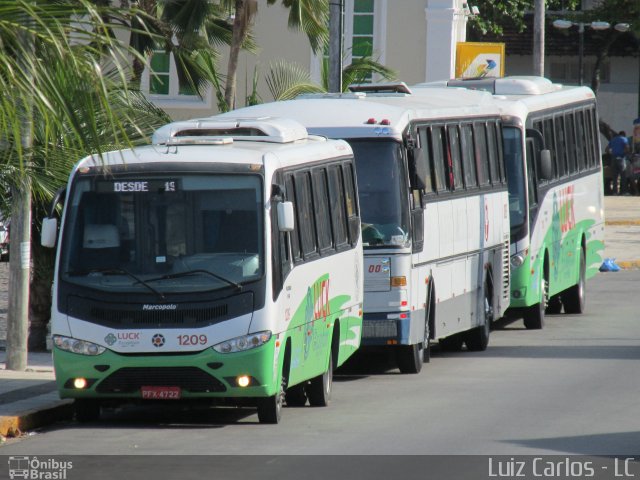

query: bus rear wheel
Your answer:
[465,281,493,352]
[563,248,586,314]
[396,343,423,374]
[306,352,333,407]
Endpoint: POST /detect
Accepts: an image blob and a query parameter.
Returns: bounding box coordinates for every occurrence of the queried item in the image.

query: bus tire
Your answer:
[465,278,493,352]
[284,383,307,407]
[306,350,333,407]
[74,399,101,423]
[524,275,547,330]
[563,248,586,314]
[396,343,423,374]
[257,380,284,424]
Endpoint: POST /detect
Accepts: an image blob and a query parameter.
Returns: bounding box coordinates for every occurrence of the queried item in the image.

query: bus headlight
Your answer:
[511,254,525,268]
[53,335,106,356]
[212,331,272,354]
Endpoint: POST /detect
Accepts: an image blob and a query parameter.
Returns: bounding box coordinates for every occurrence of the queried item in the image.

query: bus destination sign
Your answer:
[97,179,179,193]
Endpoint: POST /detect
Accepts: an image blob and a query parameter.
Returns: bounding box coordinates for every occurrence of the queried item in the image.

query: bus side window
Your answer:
[460,124,478,188]
[447,124,464,190]
[555,115,568,178]
[416,127,435,194]
[486,121,500,186]
[342,162,361,246]
[311,168,333,253]
[429,126,447,192]
[542,118,556,179]
[327,165,348,248]
[294,171,318,259]
[565,113,578,174]
[575,110,588,171]
[473,122,490,186]
[284,174,302,263]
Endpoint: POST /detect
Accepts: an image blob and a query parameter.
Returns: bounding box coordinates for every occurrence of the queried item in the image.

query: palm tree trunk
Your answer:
[225,0,256,111]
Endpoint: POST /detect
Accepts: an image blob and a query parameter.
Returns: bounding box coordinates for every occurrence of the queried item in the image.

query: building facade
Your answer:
[140,0,472,120]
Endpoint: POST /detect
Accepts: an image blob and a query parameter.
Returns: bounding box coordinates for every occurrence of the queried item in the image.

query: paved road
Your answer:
[2,270,639,456]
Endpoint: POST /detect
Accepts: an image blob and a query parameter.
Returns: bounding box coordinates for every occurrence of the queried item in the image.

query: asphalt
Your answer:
[0,195,638,440]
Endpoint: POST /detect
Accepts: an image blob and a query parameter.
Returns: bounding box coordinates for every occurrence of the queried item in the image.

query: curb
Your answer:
[605,220,640,226]
[617,260,640,270]
[0,399,74,437]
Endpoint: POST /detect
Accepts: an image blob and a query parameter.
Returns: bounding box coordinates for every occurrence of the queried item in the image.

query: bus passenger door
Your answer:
[525,138,539,230]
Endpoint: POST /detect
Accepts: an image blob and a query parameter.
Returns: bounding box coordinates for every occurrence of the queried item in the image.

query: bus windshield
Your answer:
[60,174,263,294]
[347,139,410,248]
[502,127,527,240]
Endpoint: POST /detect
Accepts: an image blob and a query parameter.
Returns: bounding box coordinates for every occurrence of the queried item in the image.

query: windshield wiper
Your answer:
[143,269,243,291]
[66,267,165,300]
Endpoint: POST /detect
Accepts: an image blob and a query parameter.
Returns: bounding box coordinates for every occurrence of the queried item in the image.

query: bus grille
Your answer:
[90,305,228,326]
[95,367,227,393]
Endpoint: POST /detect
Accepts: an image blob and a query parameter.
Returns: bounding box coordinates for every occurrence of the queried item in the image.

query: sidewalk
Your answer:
[0,196,639,439]
[0,351,72,439]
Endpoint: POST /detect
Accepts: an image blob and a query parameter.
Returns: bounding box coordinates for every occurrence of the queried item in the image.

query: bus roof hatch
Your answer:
[152,117,309,145]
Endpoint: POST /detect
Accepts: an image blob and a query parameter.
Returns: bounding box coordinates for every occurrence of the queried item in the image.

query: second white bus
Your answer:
[218,83,511,373]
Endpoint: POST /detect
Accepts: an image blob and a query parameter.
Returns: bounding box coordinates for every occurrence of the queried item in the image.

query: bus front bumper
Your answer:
[53,339,280,402]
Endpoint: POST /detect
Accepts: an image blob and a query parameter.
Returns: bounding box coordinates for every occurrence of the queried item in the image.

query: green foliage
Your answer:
[468,0,581,35]
[0,0,170,215]
[265,60,324,101]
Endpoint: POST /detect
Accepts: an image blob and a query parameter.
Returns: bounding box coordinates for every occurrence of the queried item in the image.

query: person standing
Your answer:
[607,131,630,195]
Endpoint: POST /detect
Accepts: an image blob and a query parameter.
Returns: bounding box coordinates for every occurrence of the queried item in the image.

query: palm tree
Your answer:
[264,56,397,101]
[223,0,329,110]
[0,0,170,362]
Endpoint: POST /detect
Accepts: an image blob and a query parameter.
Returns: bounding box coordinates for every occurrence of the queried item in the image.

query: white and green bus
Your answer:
[41,117,363,424]
[218,83,511,373]
[425,76,605,328]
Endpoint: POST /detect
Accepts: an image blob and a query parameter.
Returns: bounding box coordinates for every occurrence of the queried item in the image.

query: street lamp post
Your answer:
[553,19,630,86]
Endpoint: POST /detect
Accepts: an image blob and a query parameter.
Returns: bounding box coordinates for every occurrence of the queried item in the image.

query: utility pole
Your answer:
[533,0,545,76]
[328,0,343,93]
[6,15,34,371]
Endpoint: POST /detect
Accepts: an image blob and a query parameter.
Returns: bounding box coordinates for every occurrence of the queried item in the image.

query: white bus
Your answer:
[424,76,605,329]
[41,117,363,424]
[217,84,511,373]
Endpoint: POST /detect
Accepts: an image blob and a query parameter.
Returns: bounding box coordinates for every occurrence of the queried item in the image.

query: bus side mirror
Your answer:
[41,217,58,248]
[409,147,428,191]
[277,202,295,232]
[539,149,552,180]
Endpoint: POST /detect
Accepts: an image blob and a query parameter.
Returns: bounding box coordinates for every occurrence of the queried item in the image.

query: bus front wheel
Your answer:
[257,380,284,424]
[524,276,547,330]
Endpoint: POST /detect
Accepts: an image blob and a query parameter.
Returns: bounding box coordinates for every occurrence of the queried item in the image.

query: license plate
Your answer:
[140,386,181,400]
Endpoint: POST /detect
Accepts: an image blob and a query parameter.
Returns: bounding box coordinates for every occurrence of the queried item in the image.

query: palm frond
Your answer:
[265,60,325,101]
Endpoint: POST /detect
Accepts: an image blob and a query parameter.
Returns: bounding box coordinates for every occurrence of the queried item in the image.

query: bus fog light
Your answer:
[511,254,525,268]
[73,378,88,389]
[237,375,250,387]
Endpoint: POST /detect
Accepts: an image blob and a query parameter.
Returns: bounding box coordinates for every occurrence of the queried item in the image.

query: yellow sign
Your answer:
[456,42,505,79]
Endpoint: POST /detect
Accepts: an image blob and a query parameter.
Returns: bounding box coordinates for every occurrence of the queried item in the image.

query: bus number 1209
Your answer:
[177,334,208,346]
